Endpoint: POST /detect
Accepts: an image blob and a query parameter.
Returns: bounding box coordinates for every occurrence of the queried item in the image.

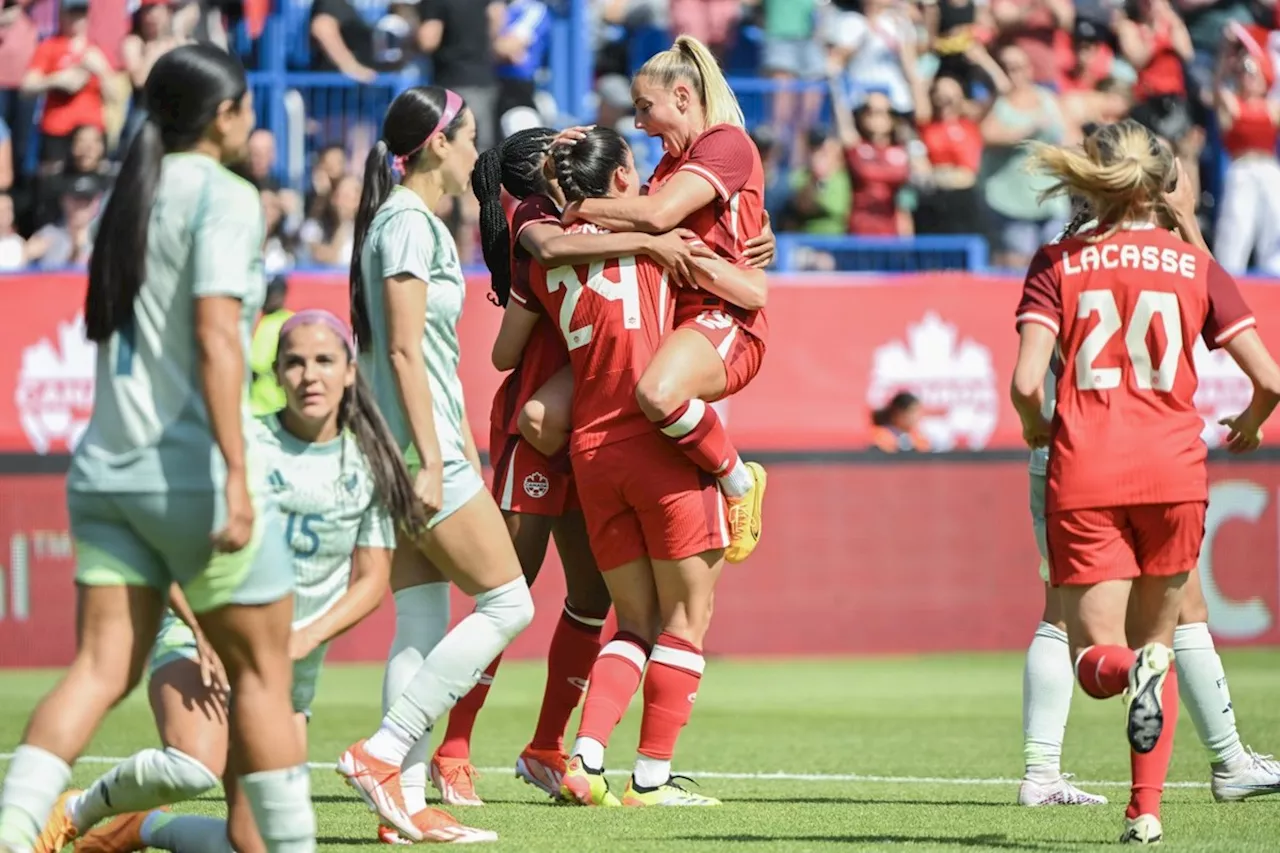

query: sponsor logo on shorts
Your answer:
[15,314,95,455]
[866,312,998,450]
[695,310,734,331]
[523,471,549,498]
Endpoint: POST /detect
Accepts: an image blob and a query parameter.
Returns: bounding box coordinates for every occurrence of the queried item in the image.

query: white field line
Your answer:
[0,753,1209,789]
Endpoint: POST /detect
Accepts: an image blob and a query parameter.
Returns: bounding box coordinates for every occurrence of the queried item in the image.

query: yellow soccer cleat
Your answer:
[621,776,721,807]
[725,462,766,564]
[33,790,80,853]
[558,756,620,807]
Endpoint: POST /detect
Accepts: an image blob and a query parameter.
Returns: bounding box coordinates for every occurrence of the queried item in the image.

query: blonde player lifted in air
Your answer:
[0,44,314,853]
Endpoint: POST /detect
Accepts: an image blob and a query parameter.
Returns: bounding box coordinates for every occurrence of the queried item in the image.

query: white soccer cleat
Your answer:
[1119,814,1162,844]
[1126,643,1174,754]
[1212,747,1280,802]
[1018,774,1108,806]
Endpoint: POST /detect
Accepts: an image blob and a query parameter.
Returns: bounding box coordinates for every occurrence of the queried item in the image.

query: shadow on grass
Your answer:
[671,834,1099,850]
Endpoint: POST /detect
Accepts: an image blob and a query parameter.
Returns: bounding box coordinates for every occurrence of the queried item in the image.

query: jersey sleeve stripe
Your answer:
[1214,315,1257,345]
[513,215,557,243]
[679,163,730,201]
[1016,311,1060,335]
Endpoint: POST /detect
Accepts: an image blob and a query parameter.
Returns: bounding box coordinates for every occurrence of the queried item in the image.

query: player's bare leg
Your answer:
[562,557,658,807]
[621,548,725,807]
[1168,569,1280,801]
[1020,582,1107,807]
[70,657,227,852]
[518,366,573,458]
[1065,573,1185,845]
[341,493,530,842]
[518,514,609,799]
[635,329,764,564]
[0,584,163,853]
[431,513,554,807]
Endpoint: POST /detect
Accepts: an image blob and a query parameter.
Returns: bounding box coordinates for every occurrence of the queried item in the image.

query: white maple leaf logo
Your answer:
[15,315,96,454]
[867,312,999,450]
[1192,337,1251,448]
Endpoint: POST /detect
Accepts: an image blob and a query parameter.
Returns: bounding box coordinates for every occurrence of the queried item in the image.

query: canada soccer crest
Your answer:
[15,315,96,454]
[866,312,998,450]
[523,471,549,499]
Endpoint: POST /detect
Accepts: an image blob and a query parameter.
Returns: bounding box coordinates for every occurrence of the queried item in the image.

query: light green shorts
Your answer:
[69,489,293,613]
[1030,472,1049,583]
[404,451,486,530]
[150,610,327,716]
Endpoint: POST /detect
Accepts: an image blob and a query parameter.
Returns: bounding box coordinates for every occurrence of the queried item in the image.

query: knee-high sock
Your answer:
[435,657,501,761]
[68,747,219,833]
[1022,622,1074,779]
[657,400,753,498]
[1174,623,1246,767]
[0,745,72,851]
[381,583,451,814]
[239,766,315,853]
[572,632,650,768]
[141,813,232,853]
[530,604,606,752]
[633,634,705,787]
[1129,670,1179,820]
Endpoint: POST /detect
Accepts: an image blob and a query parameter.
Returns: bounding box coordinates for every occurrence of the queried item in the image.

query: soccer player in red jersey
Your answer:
[1011,120,1280,844]
[528,127,736,807]
[561,35,771,565]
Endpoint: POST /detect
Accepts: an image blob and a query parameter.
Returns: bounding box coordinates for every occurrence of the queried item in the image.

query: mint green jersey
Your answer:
[356,186,469,465]
[69,153,267,494]
[253,415,394,626]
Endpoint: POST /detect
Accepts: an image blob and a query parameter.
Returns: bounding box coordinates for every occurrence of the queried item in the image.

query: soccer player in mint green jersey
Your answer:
[0,45,312,853]
[1017,200,1280,811]
[60,311,431,853]
[335,86,533,844]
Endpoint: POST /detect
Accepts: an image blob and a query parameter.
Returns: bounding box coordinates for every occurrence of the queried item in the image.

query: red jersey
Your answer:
[649,124,769,342]
[1016,225,1256,512]
[29,37,105,136]
[529,224,675,455]
[1223,100,1278,159]
[1134,21,1186,100]
[920,117,983,173]
[490,194,570,439]
[844,142,910,236]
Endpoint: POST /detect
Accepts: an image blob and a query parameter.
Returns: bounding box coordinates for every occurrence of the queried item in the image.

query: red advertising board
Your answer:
[2,460,1278,667]
[4,272,1279,455]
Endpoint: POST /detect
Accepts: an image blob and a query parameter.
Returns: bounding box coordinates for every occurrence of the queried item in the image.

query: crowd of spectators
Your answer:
[0,0,1278,273]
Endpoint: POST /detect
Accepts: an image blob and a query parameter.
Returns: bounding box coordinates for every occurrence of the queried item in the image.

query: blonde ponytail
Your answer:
[1025,119,1174,235]
[638,35,745,129]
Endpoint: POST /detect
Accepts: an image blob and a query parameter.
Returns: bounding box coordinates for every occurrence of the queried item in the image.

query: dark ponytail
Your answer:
[552,127,630,203]
[341,373,427,531]
[350,85,469,352]
[87,44,246,342]
[349,140,397,350]
[472,127,557,308]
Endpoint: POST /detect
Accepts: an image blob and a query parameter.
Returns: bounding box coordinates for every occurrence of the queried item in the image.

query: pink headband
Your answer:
[392,89,465,174]
[279,309,355,355]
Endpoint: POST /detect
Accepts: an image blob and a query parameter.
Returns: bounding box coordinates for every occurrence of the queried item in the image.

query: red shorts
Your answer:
[490,434,578,517]
[571,430,729,572]
[677,309,765,399]
[1046,502,1206,586]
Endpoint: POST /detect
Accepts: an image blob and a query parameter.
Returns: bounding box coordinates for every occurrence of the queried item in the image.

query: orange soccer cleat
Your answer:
[514,746,567,799]
[336,740,419,842]
[430,754,483,807]
[73,809,158,853]
[377,809,497,845]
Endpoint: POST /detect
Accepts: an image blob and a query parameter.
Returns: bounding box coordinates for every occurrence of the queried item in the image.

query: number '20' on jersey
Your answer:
[1016,225,1256,511]
[529,232,674,455]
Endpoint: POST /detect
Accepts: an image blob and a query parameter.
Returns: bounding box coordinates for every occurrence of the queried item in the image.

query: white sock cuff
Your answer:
[563,602,607,628]
[1034,622,1068,644]
[162,747,220,793]
[1174,621,1215,652]
[475,576,535,639]
[660,398,705,437]
[13,744,72,779]
[650,644,706,675]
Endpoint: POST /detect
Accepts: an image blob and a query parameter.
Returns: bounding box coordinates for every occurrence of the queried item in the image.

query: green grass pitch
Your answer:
[3,651,1280,851]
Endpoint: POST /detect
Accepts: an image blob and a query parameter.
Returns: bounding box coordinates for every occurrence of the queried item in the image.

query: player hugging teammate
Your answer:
[1010,118,1280,844]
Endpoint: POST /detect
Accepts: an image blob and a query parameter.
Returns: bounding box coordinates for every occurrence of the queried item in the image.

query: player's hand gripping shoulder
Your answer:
[743,211,777,269]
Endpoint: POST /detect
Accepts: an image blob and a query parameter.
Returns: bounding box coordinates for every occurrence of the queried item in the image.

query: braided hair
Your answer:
[551,127,630,204]
[472,127,558,307]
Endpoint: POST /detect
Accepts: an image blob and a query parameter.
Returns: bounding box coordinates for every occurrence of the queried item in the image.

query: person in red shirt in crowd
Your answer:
[831,82,913,237]
[558,36,772,566]
[1213,23,1280,275]
[531,127,732,808]
[914,72,1002,235]
[1011,119,1280,844]
[20,0,111,176]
